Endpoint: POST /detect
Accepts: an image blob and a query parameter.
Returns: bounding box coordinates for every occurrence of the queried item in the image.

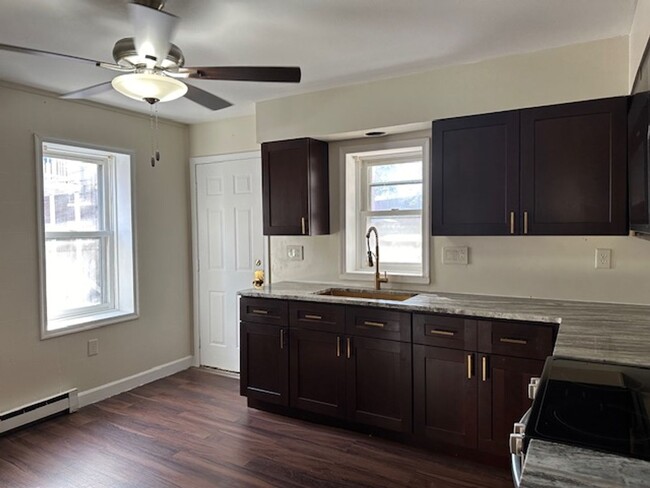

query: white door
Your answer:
[195,154,265,371]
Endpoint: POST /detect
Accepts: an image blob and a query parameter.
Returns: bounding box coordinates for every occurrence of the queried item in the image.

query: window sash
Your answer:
[42,150,115,323]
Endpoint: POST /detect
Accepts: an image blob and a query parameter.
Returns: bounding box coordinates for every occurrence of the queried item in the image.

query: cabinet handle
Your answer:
[363,320,385,328]
[280,329,285,350]
[482,356,487,382]
[467,354,473,379]
[301,217,306,235]
[524,211,529,235]
[252,309,268,315]
[346,337,351,359]
[510,211,515,235]
[500,337,528,345]
[429,328,455,337]
[336,336,341,357]
[305,314,322,320]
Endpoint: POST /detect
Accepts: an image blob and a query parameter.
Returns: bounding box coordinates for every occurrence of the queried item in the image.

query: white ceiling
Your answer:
[0,0,638,124]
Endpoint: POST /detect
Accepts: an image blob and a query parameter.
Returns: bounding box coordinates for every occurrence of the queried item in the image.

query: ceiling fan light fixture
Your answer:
[111,72,187,103]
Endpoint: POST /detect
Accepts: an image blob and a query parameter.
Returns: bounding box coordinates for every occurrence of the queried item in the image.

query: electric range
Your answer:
[524,357,650,461]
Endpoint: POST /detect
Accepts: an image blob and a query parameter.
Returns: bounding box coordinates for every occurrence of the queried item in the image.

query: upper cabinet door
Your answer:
[520,97,628,235]
[262,138,329,236]
[432,111,520,235]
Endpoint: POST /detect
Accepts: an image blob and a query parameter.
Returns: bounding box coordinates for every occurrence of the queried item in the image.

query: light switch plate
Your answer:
[442,246,469,265]
[595,248,612,269]
[287,245,304,261]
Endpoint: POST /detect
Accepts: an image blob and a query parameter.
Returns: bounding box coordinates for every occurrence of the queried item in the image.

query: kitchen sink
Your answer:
[314,288,418,301]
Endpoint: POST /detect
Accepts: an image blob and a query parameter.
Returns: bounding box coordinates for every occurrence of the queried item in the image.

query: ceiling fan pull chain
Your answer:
[150,103,156,167]
[155,103,161,163]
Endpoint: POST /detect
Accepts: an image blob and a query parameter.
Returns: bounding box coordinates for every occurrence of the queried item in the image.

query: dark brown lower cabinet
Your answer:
[414,346,545,455]
[240,322,289,406]
[413,345,477,448]
[347,336,412,433]
[477,354,544,455]
[289,328,346,418]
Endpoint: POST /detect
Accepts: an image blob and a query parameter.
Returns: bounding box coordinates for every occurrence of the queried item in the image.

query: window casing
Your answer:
[36,139,137,338]
[342,139,430,283]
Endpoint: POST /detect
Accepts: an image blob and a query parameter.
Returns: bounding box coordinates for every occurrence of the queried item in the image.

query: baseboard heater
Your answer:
[0,389,78,434]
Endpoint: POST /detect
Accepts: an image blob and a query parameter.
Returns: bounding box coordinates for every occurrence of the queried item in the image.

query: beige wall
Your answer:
[257,36,629,142]
[630,0,650,91]
[189,114,259,157]
[0,83,192,412]
[271,131,650,305]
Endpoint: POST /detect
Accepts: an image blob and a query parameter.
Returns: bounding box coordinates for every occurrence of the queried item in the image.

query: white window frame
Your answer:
[340,137,430,284]
[35,136,139,339]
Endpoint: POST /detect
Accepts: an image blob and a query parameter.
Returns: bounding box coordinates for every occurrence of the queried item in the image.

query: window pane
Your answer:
[366,216,422,264]
[43,157,102,232]
[370,161,422,184]
[370,183,422,210]
[45,238,104,316]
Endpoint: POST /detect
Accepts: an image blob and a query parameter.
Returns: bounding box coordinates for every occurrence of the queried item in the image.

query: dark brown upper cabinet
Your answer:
[432,97,628,236]
[262,138,330,235]
[520,98,627,235]
[432,111,520,236]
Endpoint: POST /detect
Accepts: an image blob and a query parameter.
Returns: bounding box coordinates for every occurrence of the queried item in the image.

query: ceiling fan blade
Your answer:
[0,42,123,70]
[128,2,178,68]
[184,84,232,111]
[184,66,302,83]
[60,81,114,100]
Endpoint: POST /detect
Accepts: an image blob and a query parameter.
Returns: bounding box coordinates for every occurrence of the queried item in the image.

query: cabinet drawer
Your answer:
[345,306,411,342]
[240,297,288,326]
[477,320,555,360]
[413,314,477,350]
[289,301,345,333]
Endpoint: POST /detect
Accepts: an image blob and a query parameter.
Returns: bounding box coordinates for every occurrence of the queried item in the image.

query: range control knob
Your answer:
[509,432,524,456]
[528,377,540,400]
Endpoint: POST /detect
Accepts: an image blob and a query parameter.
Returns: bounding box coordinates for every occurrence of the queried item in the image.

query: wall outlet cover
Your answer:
[442,246,469,265]
[595,248,612,269]
[88,339,99,357]
[287,245,304,261]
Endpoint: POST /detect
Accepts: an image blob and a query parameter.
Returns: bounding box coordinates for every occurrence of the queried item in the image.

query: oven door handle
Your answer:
[510,407,532,488]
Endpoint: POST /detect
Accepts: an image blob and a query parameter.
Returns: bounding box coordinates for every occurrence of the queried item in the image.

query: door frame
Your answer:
[189,151,269,368]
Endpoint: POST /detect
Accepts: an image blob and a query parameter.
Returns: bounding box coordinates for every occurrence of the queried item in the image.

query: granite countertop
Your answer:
[239,281,650,368]
[239,281,650,487]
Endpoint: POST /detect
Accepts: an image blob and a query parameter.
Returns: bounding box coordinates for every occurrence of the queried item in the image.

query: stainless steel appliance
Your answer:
[510,358,650,487]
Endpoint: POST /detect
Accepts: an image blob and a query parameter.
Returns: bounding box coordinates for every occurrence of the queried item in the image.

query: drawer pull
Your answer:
[305,314,322,320]
[482,356,487,382]
[429,328,455,337]
[500,337,528,345]
[346,337,351,359]
[336,336,341,357]
[363,321,385,328]
[252,309,268,315]
[467,354,473,379]
[280,329,285,350]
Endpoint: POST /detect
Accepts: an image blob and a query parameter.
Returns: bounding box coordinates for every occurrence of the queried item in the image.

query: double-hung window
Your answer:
[37,139,137,337]
[343,138,430,283]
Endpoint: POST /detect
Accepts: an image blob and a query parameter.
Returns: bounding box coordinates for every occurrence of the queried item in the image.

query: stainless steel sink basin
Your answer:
[315,288,417,302]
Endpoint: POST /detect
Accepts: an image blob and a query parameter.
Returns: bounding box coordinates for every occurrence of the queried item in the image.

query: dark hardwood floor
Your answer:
[0,368,512,488]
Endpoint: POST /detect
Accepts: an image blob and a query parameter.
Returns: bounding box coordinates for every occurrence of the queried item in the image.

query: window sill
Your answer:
[339,270,430,285]
[42,310,139,340]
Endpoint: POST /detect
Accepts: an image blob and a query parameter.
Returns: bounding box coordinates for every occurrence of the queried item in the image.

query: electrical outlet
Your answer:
[442,246,469,265]
[88,339,99,356]
[595,248,612,269]
[286,245,304,261]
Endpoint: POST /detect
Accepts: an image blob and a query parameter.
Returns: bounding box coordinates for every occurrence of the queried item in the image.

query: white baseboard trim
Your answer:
[78,355,193,408]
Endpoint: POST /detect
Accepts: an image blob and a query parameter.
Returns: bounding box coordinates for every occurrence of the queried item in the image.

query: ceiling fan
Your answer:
[0,0,301,111]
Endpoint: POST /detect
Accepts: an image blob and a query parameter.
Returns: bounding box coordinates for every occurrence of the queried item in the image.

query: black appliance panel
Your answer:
[526,358,650,461]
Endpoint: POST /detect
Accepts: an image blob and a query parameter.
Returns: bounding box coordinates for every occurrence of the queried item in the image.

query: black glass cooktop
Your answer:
[526,357,650,461]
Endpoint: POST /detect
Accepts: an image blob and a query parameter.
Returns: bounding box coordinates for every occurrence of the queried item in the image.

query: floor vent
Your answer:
[0,389,78,434]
